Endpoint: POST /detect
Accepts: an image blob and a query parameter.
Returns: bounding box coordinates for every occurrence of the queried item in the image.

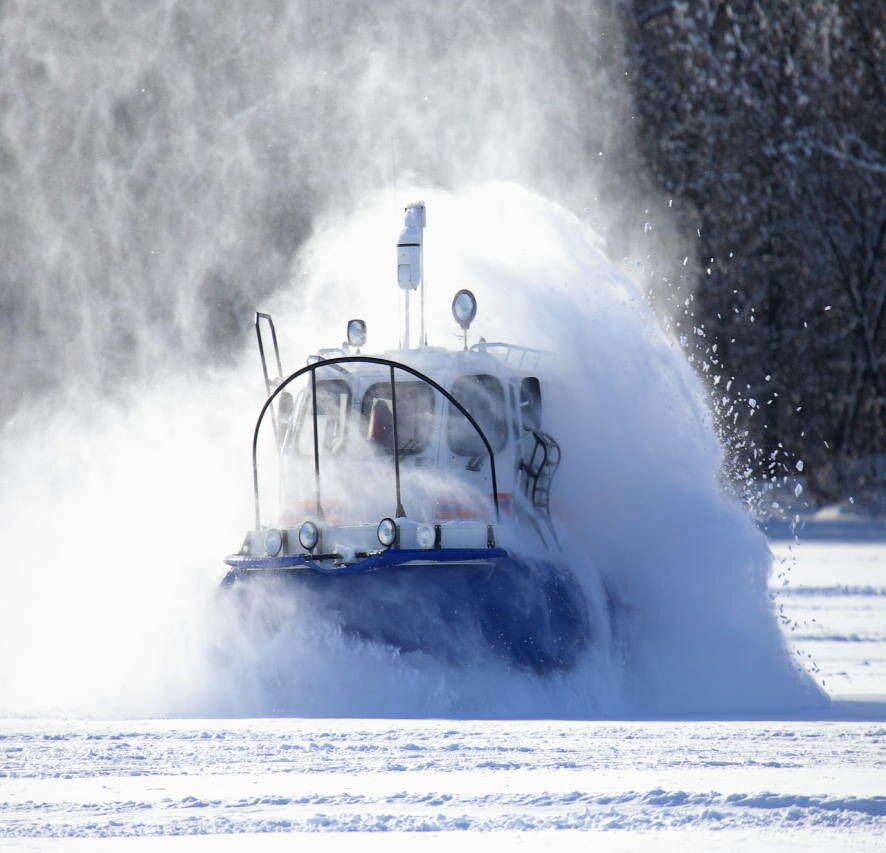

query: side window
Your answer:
[448,374,507,456]
[361,381,435,455]
[520,377,541,431]
[295,379,351,455]
[276,390,296,445]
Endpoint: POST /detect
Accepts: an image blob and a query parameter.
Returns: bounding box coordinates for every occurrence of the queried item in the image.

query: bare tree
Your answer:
[626,0,886,505]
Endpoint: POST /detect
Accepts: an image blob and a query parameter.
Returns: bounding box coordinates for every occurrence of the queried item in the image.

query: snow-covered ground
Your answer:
[2,533,884,851]
[1,716,884,849]
[772,525,886,698]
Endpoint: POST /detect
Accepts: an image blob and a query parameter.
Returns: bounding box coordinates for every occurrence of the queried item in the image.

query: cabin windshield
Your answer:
[447,374,507,456]
[361,380,435,455]
[293,379,351,455]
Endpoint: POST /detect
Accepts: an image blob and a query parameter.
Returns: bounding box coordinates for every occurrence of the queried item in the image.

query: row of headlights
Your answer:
[262,518,439,557]
[377,518,437,550]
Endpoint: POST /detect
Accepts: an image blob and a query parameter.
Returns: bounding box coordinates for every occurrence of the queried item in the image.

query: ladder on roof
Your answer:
[519,430,561,545]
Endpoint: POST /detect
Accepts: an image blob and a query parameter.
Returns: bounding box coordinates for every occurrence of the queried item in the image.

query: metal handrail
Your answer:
[470,340,547,368]
[254,312,282,396]
[251,355,501,529]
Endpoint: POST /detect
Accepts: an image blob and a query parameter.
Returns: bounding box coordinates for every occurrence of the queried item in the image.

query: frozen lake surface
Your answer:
[772,532,886,698]
[1,716,884,850]
[2,534,884,850]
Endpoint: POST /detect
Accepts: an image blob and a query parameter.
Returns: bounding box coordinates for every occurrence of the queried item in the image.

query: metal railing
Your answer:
[251,356,501,530]
[254,312,283,397]
[470,340,547,369]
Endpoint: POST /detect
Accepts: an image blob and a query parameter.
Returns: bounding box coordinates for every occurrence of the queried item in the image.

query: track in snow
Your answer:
[1,717,884,843]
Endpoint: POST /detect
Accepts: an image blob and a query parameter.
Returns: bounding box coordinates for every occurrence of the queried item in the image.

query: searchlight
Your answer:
[451,289,477,350]
[347,318,367,350]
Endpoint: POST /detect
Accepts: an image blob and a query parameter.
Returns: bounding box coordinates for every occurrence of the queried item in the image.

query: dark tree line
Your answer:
[626,0,886,506]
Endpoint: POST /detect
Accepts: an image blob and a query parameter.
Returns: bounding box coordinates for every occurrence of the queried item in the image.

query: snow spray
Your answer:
[0,183,824,718]
[0,0,823,717]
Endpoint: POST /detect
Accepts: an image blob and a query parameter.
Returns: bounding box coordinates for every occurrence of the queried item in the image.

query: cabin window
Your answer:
[361,381,435,455]
[447,374,507,457]
[294,379,351,455]
[520,377,542,431]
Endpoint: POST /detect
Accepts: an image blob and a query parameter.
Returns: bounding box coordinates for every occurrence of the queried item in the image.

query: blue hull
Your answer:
[221,551,591,673]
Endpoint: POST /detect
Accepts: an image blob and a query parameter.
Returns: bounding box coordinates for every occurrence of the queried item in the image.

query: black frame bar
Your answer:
[388,365,407,518]
[251,355,500,529]
[254,312,283,396]
[309,369,324,520]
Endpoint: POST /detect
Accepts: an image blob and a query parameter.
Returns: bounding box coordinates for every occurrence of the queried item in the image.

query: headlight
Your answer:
[416,523,435,549]
[298,520,319,552]
[264,528,283,557]
[377,517,397,547]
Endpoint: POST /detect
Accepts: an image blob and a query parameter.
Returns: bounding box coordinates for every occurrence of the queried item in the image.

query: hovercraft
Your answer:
[222,202,591,673]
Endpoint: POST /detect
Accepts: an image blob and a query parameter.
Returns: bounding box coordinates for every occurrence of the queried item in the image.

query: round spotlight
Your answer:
[298,520,319,552]
[347,318,367,349]
[416,523,435,550]
[264,528,283,557]
[377,517,398,548]
[451,289,477,330]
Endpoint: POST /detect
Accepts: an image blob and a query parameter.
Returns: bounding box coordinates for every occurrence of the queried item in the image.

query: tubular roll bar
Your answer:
[254,312,283,397]
[251,355,501,530]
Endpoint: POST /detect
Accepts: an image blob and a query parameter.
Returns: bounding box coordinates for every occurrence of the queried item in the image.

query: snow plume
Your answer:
[0,0,670,418]
[0,184,822,717]
[203,185,823,716]
[0,1,819,716]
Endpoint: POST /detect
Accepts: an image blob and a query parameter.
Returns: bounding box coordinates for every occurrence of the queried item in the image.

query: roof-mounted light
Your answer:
[452,289,477,350]
[347,319,366,350]
[452,289,477,330]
